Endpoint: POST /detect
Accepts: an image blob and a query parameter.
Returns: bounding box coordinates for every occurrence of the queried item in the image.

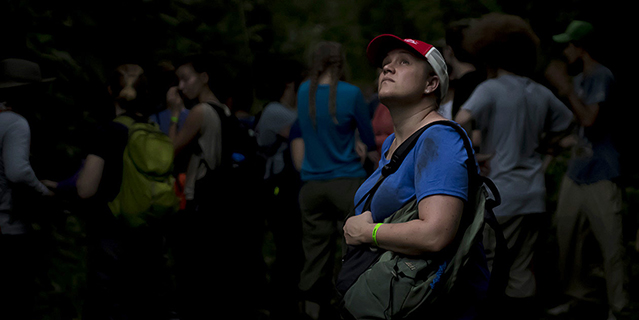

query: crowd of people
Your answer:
[0,12,635,320]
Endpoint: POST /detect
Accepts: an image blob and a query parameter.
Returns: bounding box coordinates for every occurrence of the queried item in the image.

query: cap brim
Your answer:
[552,33,572,43]
[366,34,425,67]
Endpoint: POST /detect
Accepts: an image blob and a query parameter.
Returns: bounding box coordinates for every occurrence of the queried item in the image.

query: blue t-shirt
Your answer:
[297,80,376,181]
[354,123,473,222]
[353,122,488,317]
[149,108,189,135]
[567,64,620,184]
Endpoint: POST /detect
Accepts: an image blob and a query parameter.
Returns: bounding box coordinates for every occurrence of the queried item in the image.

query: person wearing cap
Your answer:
[343,34,488,319]
[453,13,575,319]
[0,58,55,319]
[546,20,629,318]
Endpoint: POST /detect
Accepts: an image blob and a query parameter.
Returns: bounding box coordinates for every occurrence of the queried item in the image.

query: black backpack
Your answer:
[197,102,266,204]
[337,120,508,319]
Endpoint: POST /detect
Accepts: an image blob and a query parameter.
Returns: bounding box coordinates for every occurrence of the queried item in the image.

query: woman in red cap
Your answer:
[343,34,488,319]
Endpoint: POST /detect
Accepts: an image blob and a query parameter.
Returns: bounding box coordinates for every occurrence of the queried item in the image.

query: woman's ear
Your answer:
[200,72,210,86]
[424,76,439,95]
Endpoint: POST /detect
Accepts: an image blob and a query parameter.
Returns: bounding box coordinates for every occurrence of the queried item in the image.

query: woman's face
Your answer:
[176,63,207,101]
[377,49,430,106]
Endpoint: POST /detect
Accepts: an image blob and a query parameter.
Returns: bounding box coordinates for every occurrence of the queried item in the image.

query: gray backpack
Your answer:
[338,120,507,319]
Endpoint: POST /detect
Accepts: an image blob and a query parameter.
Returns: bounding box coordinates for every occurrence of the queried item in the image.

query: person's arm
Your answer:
[545,60,599,127]
[563,91,599,127]
[75,154,104,199]
[288,120,304,172]
[3,117,51,196]
[354,137,367,164]
[41,161,84,198]
[169,103,204,155]
[277,124,292,140]
[353,90,380,166]
[455,86,494,175]
[75,120,129,200]
[539,90,577,158]
[454,109,473,128]
[354,89,377,152]
[290,137,304,173]
[344,127,467,255]
[166,86,203,154]
[455,109,491,175]
[344,195,464,255]
[354,138,380,166]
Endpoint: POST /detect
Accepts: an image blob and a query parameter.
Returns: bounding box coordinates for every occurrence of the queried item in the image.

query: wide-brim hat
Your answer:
[366,34,448,100]
[0,58,56,89]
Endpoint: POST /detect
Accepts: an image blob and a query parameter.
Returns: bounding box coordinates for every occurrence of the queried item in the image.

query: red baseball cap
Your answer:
[367,34,448,100]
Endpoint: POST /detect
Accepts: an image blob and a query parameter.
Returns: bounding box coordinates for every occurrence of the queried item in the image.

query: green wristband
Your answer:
[372,223,383,247]
[170,116,179,124]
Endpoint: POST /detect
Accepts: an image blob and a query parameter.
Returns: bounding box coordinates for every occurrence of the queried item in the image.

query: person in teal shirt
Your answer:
[296,41,376,319]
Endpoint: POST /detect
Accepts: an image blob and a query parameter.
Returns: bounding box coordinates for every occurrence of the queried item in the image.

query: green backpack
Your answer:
[107,115,180,227]
[339,120,508,319]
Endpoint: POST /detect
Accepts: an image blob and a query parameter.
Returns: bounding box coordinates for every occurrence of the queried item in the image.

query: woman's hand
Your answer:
[166,86,184,116]
[40,180,57,196]
[344,211,375,245]
[475,153,493,177]
[355,140,367,164]
[41,180,58,190]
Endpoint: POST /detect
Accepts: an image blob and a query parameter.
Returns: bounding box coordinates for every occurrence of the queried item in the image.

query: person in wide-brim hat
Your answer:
[0,57,56,319]
[0,58,55,89]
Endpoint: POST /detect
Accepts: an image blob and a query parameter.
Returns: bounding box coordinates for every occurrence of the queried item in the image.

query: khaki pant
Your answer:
[298,177,364,302]
[484,213,544,298]
[554,176,628,312]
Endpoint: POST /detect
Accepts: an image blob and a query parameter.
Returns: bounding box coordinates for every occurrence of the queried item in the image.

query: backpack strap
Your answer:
[357,119,502,218]
[357,120,464,211]
[356,121,433,211]
[201,101,232,170]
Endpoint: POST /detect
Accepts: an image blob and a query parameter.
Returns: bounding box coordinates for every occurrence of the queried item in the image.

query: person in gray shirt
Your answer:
[254,57,305,318]
[0,107,53,233]
[0,58,55,319]
[455,13,574,319]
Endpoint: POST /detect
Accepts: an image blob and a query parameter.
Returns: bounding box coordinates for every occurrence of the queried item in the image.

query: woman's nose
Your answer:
[382,62,394,74]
